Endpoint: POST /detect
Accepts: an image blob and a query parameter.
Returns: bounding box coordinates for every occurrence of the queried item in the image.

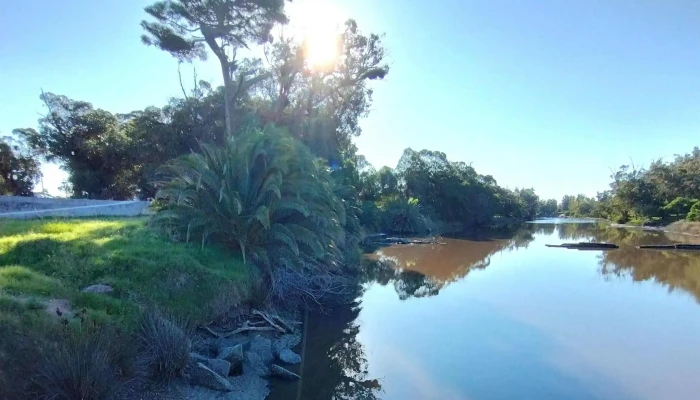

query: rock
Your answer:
[249,336,273,365]
[268,364,301,380]
[189,352,209,364]
[277,348,301,365]
[218,344,245,368]
[244,351,269,377]
[190,362,233,392]
[81,284,113,294]
[203,358,231,377]
[272,333,301,355]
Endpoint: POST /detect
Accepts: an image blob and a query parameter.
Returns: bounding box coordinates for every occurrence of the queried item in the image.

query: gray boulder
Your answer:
[190,362,233,392]
[218,344,245,370]
[249,336,273,365]
[272,333,301,355]
[244,352,269,377]
[189,352,209,364]
[81,284,113,294]
[203,358,231,377]
[268,364,301,380]
[278,348,301,365]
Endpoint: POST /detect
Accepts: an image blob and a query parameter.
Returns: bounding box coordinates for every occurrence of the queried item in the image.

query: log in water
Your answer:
[546,242,619,250]
[638,244,700,251]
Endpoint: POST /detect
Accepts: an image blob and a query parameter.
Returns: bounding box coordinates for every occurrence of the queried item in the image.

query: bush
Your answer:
[663,197,698,219]
[35,329,121,400]
[359,201,382,232]
[382,197,428,234]
[687,201,700,222]
[152,127,353,305]
[136,310,190,381]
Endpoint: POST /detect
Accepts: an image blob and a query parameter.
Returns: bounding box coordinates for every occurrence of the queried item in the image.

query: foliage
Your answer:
[663,196,697,218]
[0,136,41,196]
[686,201,700,222]
[382,197,428,234]
[35,328,121,400]
[393,148,529,228]
[560,147,700,224]
[359,201,382,232]
[14,93,138,200]
[152,127,353,304]
[538,198,558,217]
[141,0,288,137]
[256,21,389,163]
[136,310,190,381]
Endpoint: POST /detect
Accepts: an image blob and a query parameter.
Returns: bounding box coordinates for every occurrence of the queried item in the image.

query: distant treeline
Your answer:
[558,148,700,224]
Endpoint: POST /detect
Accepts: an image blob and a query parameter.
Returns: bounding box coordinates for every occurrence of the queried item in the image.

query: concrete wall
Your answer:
[0,196,151,219]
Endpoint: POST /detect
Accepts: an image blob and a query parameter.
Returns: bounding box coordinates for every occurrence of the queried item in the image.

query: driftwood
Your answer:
[546,242,619,250]
[200,320,277,339]
[200,310,296,338]
[253,310,288,334]
[638,244,700,251]
[363,236,445,246]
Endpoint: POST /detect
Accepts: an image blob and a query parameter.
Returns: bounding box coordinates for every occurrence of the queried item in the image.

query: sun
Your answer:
[286,0,345,69]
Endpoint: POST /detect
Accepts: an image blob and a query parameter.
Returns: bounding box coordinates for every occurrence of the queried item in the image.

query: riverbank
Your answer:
[0,217,262,399]
[608,220,700,237]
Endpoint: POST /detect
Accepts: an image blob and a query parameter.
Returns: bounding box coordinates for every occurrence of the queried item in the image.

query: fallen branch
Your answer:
[200,320,277,339]
[199,325,222,338]
[253,310,288,333]
[220,325,276,338]
[272,314,294,333]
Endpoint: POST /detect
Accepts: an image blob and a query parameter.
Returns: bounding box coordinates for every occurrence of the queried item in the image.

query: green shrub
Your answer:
[136,310,190,381]
[382,197,428,234]
[35,329,121,400]
[663,197,698,218]
[359,201,382,232]
[687,201,700,222]
[152,127,354,305]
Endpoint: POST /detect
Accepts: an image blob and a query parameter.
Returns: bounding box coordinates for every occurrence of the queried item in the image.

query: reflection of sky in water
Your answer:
[359,226,700,400]
[270,224,700,400]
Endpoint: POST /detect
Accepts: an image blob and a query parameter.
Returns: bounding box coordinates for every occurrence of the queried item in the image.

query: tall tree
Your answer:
[0,136,41,196]
[14,93,138,199]
[141,0,288,137]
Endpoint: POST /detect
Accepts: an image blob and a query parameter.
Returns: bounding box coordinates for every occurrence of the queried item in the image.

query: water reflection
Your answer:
[532,223,700,303]
[363,230,535,300]
[268,300,381,400]
[270,222,700,400]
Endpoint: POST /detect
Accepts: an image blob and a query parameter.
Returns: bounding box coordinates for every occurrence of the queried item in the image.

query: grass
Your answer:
[0,217,250,327]
[0,217,251,399]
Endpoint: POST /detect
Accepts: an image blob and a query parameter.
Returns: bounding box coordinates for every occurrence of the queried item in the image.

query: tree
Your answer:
[538,199,558,217]
[515,188,539,220]
[0,136,41,196]
[141,0,288,137]
[255,21,389,163]
[14,93,138,199]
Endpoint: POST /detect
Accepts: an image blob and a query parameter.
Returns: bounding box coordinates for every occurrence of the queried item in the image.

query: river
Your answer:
[269,219,700,400]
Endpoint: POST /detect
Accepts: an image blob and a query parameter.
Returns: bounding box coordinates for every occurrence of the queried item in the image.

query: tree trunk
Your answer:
[221,61,234,138]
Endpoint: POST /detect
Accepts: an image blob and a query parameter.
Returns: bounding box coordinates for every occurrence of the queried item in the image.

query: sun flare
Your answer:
[286,0,345,69]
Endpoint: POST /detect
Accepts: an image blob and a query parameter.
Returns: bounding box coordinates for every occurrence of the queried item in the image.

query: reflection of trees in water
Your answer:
[362,230,535,300]
[293,302,381,400]
[362,258,442,300]
[533,223,700,303]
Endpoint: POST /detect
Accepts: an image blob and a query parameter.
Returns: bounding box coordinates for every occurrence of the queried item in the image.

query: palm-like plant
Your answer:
[152,126,345,276]
[382,197,428,235]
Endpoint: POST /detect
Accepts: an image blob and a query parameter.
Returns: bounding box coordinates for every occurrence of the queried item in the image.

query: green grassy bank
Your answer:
[0,217,250,398]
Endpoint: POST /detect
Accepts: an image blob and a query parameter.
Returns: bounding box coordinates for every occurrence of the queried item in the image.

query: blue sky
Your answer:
[2,0,700,199]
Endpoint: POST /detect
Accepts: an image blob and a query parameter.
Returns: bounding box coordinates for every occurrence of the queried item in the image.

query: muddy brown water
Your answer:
[269,219,700,400]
